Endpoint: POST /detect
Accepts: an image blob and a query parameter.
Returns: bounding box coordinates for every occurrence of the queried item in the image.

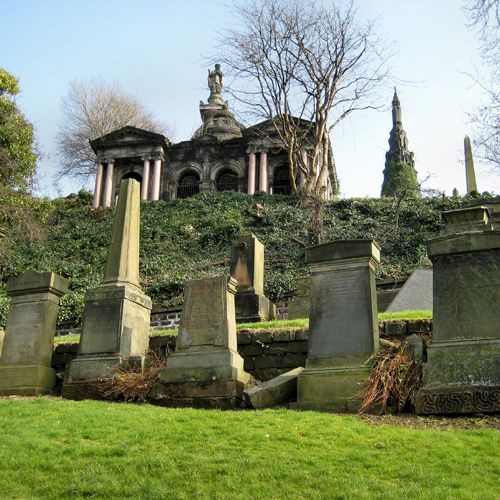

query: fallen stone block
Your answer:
[244,367,304,409]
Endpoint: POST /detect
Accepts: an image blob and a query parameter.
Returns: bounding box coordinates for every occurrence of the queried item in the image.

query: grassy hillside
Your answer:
[0,190,472,327]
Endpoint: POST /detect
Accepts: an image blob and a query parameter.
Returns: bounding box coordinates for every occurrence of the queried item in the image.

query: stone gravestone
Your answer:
[157,276,251,408]
[386,268,433,312]
[63,179,152,398]
[416,206,500,414]
[230,233,275,322]
[293,240,380,412]
[0,271,68,395]
[287,277,310,319]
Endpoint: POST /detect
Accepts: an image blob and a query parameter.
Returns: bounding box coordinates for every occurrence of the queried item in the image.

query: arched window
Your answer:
[216,169,239,192]
[273,165,292,195]
[177,172,200,199]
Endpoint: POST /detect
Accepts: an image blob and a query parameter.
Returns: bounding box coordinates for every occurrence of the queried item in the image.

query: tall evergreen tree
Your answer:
[0,68,37,191]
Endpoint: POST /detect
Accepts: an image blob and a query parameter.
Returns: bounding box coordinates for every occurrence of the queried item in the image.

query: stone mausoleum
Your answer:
[90,65,333,208]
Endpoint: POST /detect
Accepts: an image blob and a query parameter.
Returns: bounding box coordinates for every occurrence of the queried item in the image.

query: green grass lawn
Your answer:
[0,398,497,499]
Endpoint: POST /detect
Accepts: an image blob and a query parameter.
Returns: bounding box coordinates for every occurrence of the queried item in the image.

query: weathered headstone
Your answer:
[287,277,310,319]
[294,240,380,412]
[230,233,275,322]
[386,268,433,312]
[0,271,68,395]
[464,135,478,194]
[416,205,500,414]
[0,330,4,359]
[157,275,251,408]
[63,179,152,398]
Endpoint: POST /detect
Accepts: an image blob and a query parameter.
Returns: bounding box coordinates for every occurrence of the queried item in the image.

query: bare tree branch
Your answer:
[56,79,171,181]
[216,0,392,200]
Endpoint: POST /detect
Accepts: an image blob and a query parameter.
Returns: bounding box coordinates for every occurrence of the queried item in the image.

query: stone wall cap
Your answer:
[426,230,500,257]
[305,239,381,264]
[7,271,69,297]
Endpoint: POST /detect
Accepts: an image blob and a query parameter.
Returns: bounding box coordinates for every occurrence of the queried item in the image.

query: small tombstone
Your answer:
[230,233,275,322]
[63,179,152,398]
[293,240,381,412]
[416,205,500,414]
[0,271,68,395]
[386,268,433,312]
[288,277,310,319]
[157,276,251,408]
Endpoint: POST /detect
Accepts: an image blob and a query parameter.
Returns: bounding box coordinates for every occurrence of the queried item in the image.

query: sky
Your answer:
[1,0,498,198]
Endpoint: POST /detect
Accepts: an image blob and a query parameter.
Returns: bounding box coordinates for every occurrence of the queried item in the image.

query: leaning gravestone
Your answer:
[157,275,251,408]
[416,206,500,414]
[293,240,380,412]
[287,277,310,319]
[386,268,433,312]
[63,179,152,399]
[230,233,275,322]
[0,271,68,395]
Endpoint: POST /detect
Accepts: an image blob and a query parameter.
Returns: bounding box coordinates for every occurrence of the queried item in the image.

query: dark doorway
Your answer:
[177,172,200,199]
[216,170,239,192]
[122,171,142,183]
[273,165,292,195]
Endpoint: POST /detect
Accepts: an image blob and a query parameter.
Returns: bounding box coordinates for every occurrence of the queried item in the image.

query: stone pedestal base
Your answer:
[150,379,247,409]
[416,339,500,414]
[416,386,500,414]
[0,363,56,396]
[235,292,275,323]
[292,364,371,412]
[157,346,251,408]
[159,347,250,384]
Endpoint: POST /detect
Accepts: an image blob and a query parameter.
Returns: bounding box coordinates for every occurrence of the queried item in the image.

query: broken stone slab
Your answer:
[244,367,304,409]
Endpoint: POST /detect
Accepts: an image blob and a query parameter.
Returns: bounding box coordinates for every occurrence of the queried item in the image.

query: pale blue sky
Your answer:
[1,0,498,197]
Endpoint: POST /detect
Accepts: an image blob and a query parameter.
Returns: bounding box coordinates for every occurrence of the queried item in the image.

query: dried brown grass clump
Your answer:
[99,351,166,402]
[359,339,423,414]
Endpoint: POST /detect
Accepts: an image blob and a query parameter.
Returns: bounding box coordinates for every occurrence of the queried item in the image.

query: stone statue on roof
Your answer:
[208,64,224,95]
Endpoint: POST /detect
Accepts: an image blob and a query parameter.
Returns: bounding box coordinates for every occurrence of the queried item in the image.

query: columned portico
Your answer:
[259,151,268,192]
[247,153,256,195]
[93,163,104,208]
[103,160,114,208]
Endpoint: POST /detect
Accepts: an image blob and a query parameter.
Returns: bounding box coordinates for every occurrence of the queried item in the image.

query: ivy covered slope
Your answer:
[0,190,471,327]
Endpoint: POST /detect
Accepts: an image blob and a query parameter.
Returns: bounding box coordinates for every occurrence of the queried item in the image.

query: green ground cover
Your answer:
[0,397,497,499]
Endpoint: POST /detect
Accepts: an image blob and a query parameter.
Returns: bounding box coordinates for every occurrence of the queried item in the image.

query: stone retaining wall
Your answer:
[52,319,432,382]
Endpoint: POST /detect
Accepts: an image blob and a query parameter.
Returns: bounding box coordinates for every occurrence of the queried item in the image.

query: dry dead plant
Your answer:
[359,339,423,415]
[99,351,167,402]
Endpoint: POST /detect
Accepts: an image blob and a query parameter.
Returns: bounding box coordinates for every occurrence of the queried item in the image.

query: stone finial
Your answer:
[464,135,478,194]
[103,178,140,286]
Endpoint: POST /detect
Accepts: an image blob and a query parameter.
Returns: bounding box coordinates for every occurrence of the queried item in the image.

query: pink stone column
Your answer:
[142,159,150,201]
[247,153,256,195]
[103,160,114,208]
[93,163,104,208]
[259,151,268,192]
[151,158,162,200]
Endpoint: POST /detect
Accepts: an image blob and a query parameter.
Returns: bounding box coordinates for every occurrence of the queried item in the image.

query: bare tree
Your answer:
[218,0,391,201]
[464,0,499,168]
[56,79,170,180]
